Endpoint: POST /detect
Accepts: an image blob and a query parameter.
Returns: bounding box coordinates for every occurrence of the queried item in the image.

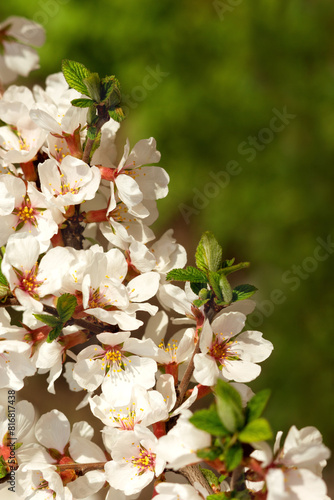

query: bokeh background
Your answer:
[1,0,334,496]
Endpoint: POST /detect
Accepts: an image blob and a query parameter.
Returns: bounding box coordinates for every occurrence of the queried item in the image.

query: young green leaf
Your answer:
[71,98,95,108]
[46,324,63,343]
[207,494,228,500]
[199,467,220,488]
[0,455,7,479]
[232,284,257,302]
[246,389,271,423]
[190,408,230,436]
[197,446,222,461]
[56,293,77,323]
[190,282,209,295]
[208,271,224,301]
[193,297,210,308]
[238,418,273,443]
[219,273,233,304]
[33,314,62,328]
[219,262,250,276]
[108,106,125,122]
[62,60,90,95]
[167,267,208,283]
[195,232,223,273]
[224,443,243,471]
[215,380,245,433]
[83,72,101,102]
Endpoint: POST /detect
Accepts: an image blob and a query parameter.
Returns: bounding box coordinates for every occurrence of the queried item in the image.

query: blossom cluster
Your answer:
[0,16,331,500]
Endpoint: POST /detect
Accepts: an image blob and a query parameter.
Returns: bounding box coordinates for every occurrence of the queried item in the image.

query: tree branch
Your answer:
[178,464,214,496]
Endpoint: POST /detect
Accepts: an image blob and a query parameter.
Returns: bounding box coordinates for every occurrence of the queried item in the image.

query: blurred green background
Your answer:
[1,0,334,490]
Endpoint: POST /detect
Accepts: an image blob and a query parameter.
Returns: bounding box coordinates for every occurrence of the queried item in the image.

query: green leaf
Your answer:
[46,324,63,343]
[215,380,244,433]
[208,271,224,301]
[238,418,273,443]
[101,75,121,103]
[195,231,223,273]
[87,104,97,125]
[83,72,101,102]
[108,106,125,122]
[221,258,235,268]
[71,98,95,108]
[190,408,229,436]
[224,443,243,471]
[197,446,222,461]
[62,60,90,95]
[199,467,220,488]
[87,126,98,140]
[219,262,250,276]
[33,313,62,328]
[166,267,208,283]
[193,298,210,308]
[56,293,77,323]
[232,284,257,302]
[246,389,271,423]
[219,273,233,304]
[207,494,228,500]
[190,282,209,295]
[0,455,7,479]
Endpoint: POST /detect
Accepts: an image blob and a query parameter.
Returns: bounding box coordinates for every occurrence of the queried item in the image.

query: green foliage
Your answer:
[246,389,271,422]
[224,443,243,471]
[190,408,229,436]
[62,60,90,95]
[200,467,220,489]
[238,418,273,443]
[215,380,245,433]
[34,294,77,343]
[56,294,77,323]
[232,284,257,302]
[166,266,208,283]
[0,455,7,479]
[195,232,223,274]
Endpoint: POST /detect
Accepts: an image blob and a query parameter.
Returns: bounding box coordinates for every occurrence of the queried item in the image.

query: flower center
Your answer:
[13,263,45,298]
[88,286,113,309]
[131,446,156,474]
[110,402,144,430]
[208,333,239,366]
[12,195,43,230]
[158,338,178,362]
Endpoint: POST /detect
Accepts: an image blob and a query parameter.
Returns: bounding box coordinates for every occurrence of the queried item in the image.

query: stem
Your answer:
[174,339,200,409]
[0,298,116,336]
[230,464,245,491]
[178,464,214,495]
[56,462,106,475]
[82,110,110,164]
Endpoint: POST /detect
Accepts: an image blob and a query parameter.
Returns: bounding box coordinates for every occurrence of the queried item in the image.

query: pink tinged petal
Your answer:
[3,42,39,76]
[115,174,143,207]
[29,108,62,134]
[211,311,246,337]
[71,421,94,440]
[15,401,35,441]
[127,271,160,302]
[156,374,176,412]
[69,436,106,463]
[176,328,195,362]
[199,320,213,352]
[35,410,70,452]
[6,16,46,46]
[135,166,170,200]
[96,331,131,346]
[127,137,161,166]
[285,468,328,500]
[144,310,168,344]
[234,331,273,363]
[73,358,105,391]
[67,470,106,498]
[193,353,219,386]
[222,359,261,383]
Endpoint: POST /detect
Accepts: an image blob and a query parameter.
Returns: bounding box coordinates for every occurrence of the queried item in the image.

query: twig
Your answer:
[178,464,214,495]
